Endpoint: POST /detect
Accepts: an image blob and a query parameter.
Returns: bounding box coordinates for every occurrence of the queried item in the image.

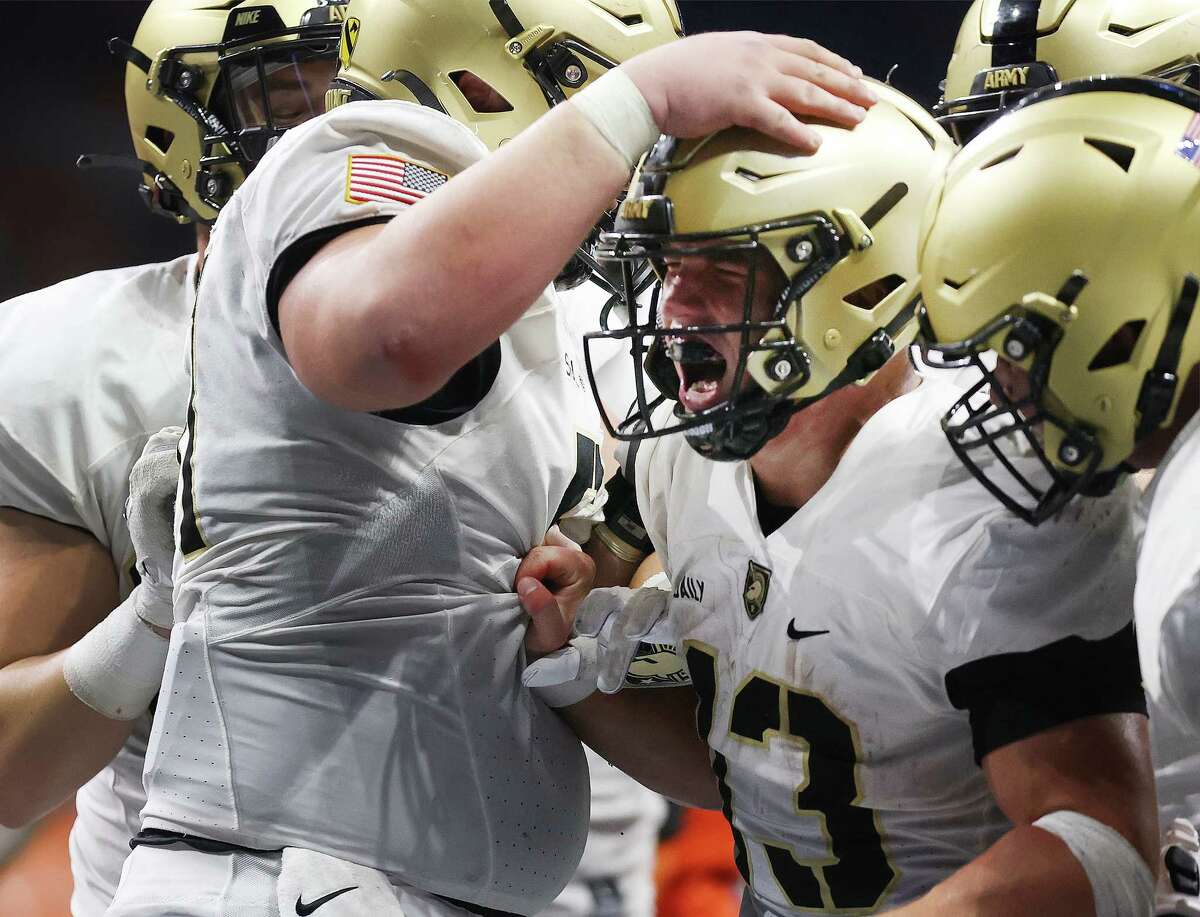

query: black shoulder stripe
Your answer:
[945,622,1147,764]
[991,0,1042,67]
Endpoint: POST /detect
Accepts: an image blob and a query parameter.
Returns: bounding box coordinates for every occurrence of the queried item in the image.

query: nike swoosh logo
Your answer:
[296,886,358,916]
[786,621,829,641]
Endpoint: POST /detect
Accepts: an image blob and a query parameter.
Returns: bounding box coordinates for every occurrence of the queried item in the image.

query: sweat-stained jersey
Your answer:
[138,100,605,915]
[622,369,1144,915]
[1136,409,1200,832]
[0,254,196,916]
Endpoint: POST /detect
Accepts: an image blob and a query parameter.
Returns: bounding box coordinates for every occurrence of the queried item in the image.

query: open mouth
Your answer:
[666,336,728,412]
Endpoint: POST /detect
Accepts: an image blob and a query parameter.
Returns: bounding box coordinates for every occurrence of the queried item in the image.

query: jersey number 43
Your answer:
[686,642,897,913]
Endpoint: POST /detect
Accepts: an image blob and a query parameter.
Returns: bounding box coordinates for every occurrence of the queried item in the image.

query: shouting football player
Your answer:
[517,80,1161,916]
[103,1,878,915]
[0,2,342,914]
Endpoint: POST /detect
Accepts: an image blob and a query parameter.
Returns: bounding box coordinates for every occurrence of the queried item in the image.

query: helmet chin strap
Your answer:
[1135,273,1199,442]
[681,393,794,462]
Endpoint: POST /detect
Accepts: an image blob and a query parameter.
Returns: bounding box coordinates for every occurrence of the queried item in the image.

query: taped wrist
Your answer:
[569,68,660,170]
[62,587,170,721]
[1033,810,1154,917]
[596,470,653,561]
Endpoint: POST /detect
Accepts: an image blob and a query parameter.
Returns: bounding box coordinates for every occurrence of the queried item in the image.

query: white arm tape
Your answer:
[526,637,599,708]
[569,68,661,170]
[62,588,170,721]
[1033,810,1154,917]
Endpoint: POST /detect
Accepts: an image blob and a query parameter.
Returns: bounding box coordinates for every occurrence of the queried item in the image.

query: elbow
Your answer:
[285,309,448,413]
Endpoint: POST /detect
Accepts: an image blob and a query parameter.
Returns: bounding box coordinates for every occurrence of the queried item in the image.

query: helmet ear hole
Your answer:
[843,275,905,311]
[144,126,175,156]
[1088,320,1147,371]
[449,71,513,113]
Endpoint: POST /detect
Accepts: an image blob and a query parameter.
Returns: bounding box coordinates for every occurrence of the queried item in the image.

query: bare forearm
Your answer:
[888,825,1096,916]
[292,103,630,411]
[0,653,135,827]
[558,686,721,809]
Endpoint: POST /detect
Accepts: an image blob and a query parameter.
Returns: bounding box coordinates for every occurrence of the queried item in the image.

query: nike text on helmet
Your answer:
[587,80,955,462]
[934,0,1200,145]
[919,76,1200,525]
[93,0,346,224]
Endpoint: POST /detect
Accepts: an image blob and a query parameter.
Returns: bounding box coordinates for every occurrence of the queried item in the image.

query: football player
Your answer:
[104,1,878,915]
[933,0,1200,907]
[0,2,341,914]
[934,0,1200,144]
[517,81,1162,916]
[919,75,1200,916]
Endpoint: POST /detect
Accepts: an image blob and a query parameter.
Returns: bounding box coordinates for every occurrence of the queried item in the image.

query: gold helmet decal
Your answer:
[338,16,360,72]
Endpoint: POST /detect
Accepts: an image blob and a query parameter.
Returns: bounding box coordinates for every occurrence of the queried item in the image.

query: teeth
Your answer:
[689,379,719,394]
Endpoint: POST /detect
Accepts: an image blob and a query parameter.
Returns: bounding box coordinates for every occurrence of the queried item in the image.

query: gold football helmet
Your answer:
[935,0,1200,143]
[920,76,1200,524]
[99,0,345,223]
[326,0,682,151]
[587,80,955,461]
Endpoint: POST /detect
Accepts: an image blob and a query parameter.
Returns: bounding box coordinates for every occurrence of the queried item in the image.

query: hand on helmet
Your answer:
[622,31,877,151]
[125,426,183,632]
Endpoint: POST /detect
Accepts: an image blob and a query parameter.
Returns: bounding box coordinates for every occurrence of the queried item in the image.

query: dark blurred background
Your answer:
[0,1,968,303]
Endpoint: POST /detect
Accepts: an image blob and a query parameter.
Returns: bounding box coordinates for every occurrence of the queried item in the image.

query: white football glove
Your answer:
[524,585,680,704]
[125,426,183,630]
[1157,819,1200,917]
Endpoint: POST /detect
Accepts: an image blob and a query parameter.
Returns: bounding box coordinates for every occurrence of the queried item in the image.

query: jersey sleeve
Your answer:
[554,433,606,545]
[0,420,88,532]
[612,412,675,571]
[924,481,1146,762]
[234,100,487,331]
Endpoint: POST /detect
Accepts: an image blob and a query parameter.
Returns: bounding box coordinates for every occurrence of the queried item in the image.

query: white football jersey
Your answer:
[139,101,604,914]
[624,370,1141,914]
[0,254,195,915]
[1136,410,1200,831]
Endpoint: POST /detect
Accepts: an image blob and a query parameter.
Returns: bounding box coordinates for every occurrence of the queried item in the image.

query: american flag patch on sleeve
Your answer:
[1176,112,1200,168]
[345,154,449,206]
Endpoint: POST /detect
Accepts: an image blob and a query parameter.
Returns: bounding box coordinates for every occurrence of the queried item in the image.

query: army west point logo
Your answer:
[743,559,772,621]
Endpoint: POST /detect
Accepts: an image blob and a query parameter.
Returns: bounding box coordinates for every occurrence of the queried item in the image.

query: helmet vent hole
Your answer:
[1107,22,1161,38]
[943,276,967,291]
[734,167,766,182]
[589,2,645,27]
[144,126,175,156]
[980,147,1022,170]
[1089,320,1146,371]
[450,71,513,113]
[1083,137,1135,172]
[844,275,905,311]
